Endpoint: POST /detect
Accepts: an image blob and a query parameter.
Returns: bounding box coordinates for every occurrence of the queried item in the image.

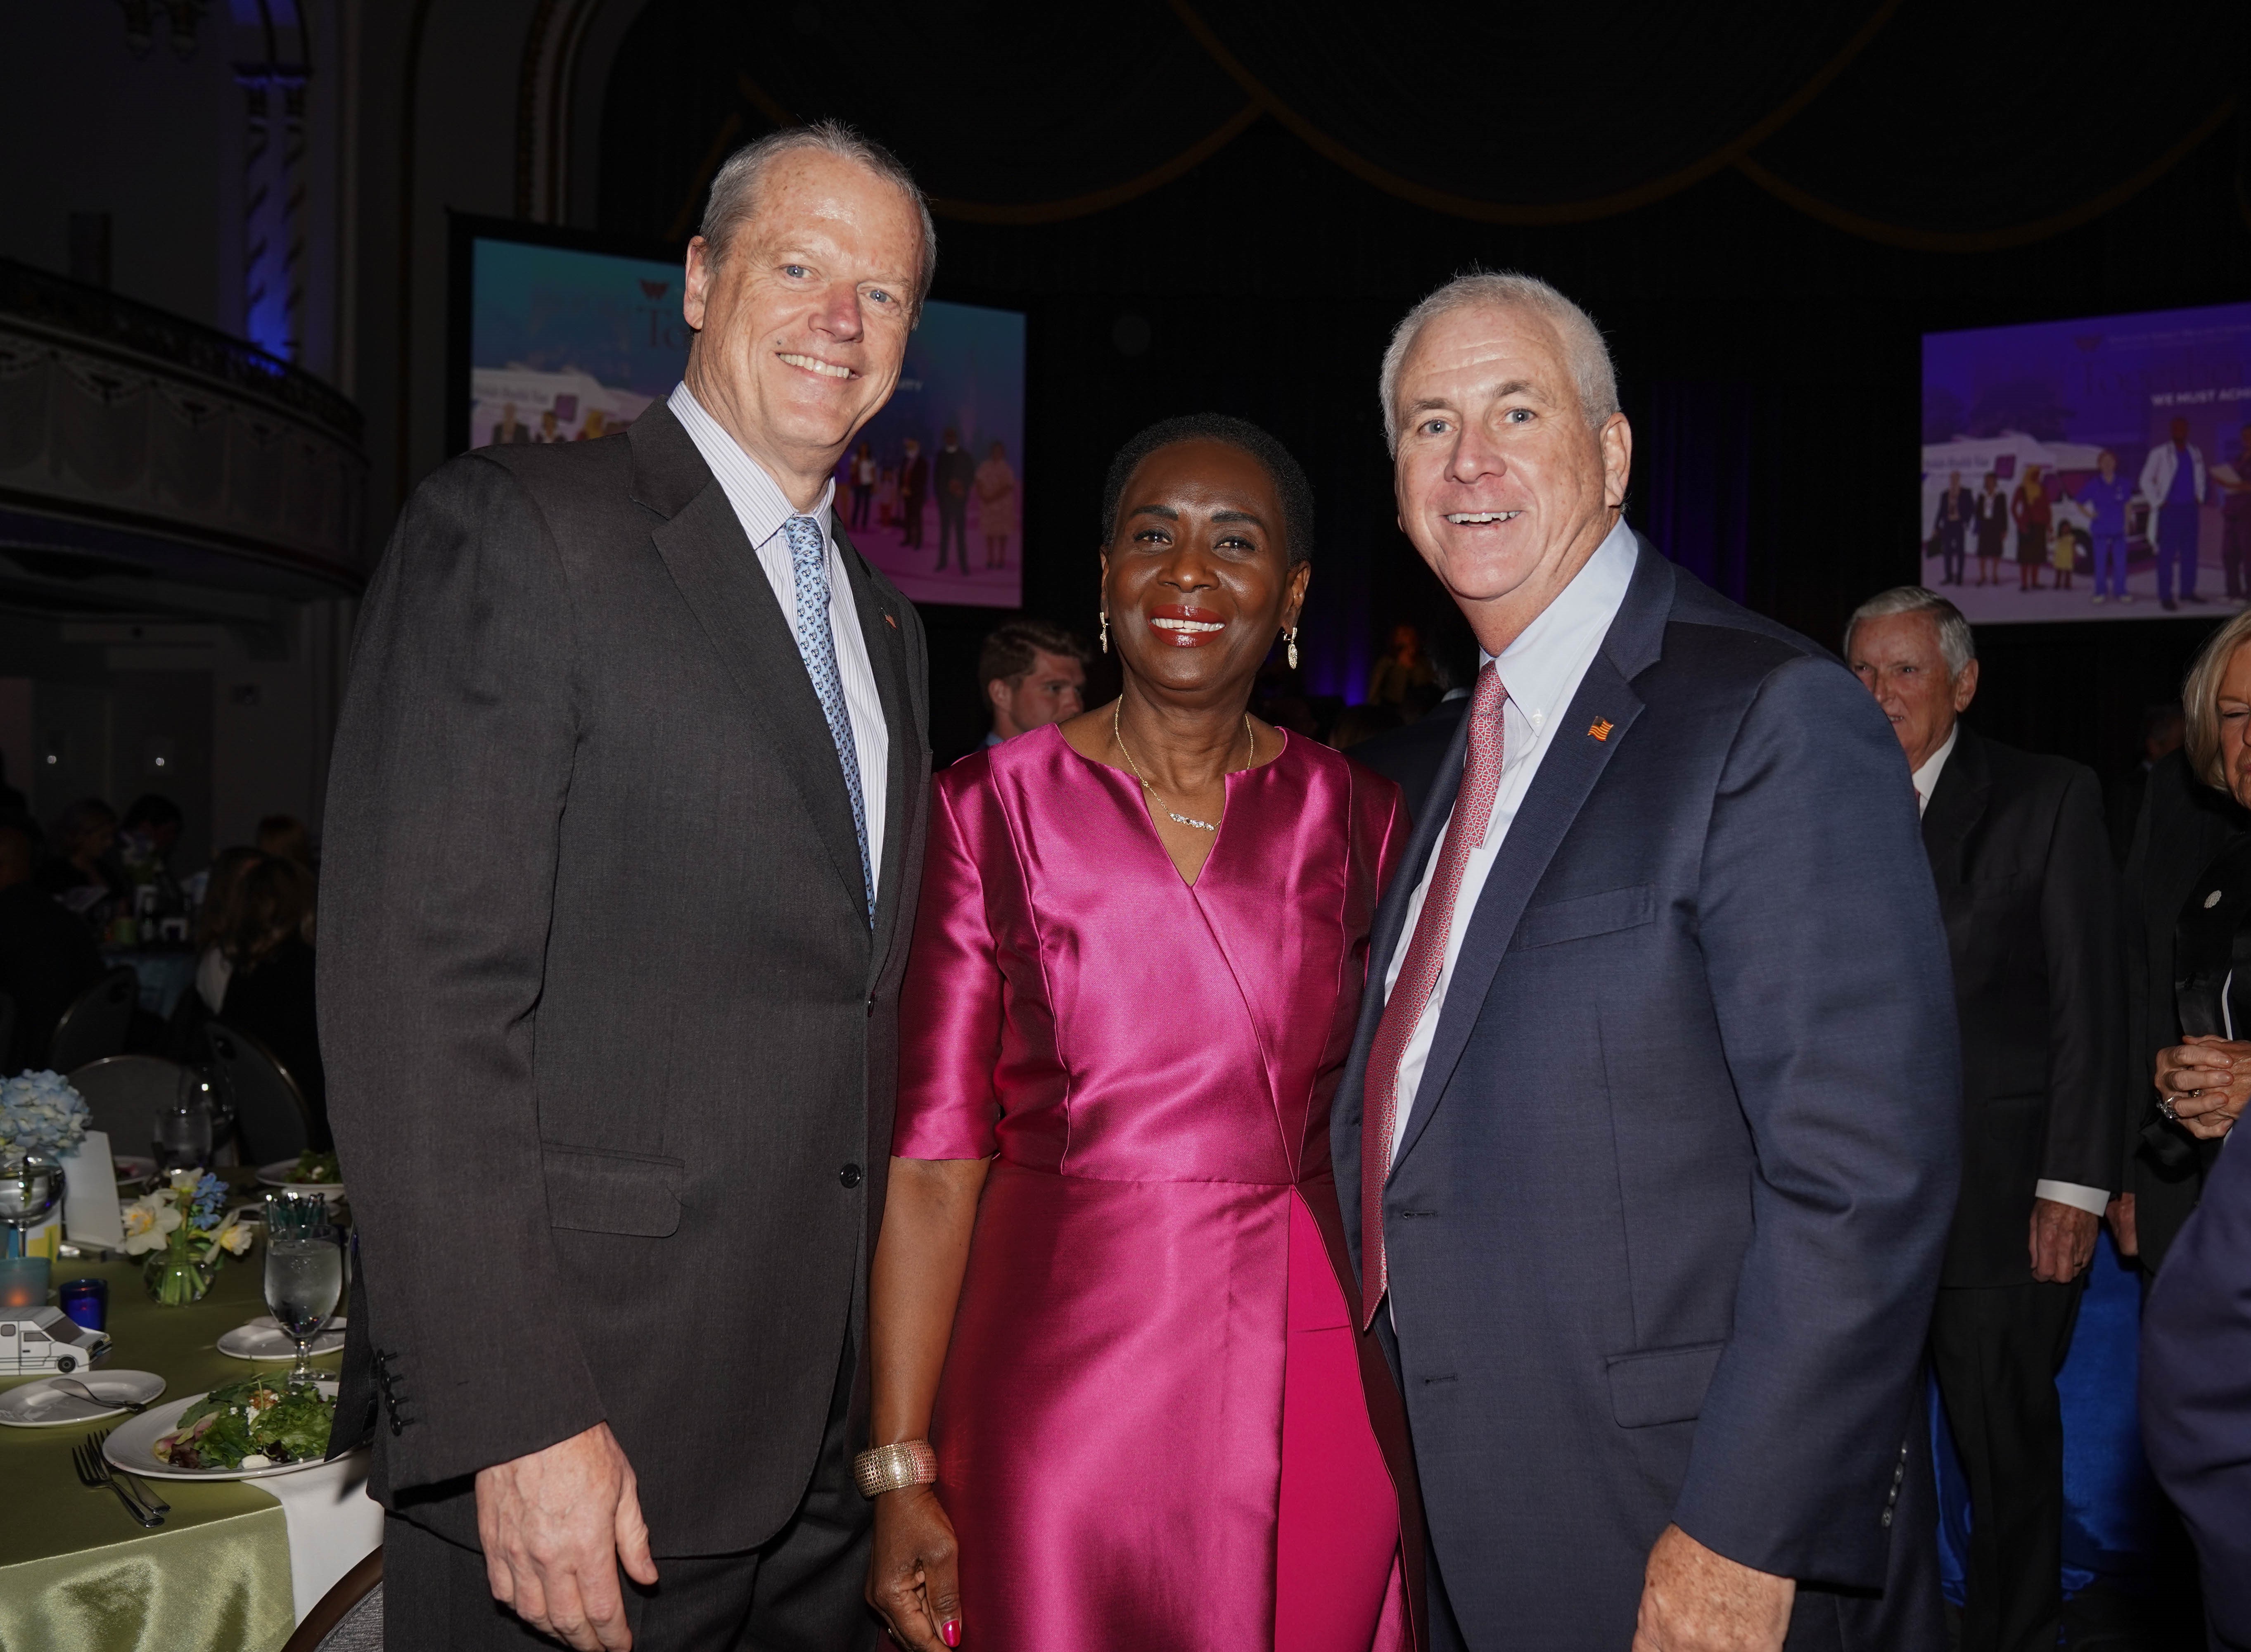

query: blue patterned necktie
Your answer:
[783,513,873,924]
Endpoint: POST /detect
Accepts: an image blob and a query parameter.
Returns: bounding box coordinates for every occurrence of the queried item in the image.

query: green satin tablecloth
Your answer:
[0,1243,343,1652]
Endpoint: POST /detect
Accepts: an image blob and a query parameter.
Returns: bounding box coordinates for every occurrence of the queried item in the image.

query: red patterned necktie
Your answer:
[1361,661,1507,1327]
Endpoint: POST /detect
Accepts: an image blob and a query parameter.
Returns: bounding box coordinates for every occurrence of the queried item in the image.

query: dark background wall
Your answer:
[590,0,2248,770]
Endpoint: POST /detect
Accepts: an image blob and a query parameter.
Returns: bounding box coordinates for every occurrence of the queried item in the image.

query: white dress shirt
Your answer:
[1908,720,2108,1219]
[1380,519,1637,1163]
[669,382,889,900]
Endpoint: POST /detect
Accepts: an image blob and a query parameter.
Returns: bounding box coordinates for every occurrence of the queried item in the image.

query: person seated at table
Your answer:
[0,822,105,1072]
[36,797,123,918]
[866,414,1423,1652]
[180,845,265,1023]
[256,813,312,869]
[209,852,327,1144]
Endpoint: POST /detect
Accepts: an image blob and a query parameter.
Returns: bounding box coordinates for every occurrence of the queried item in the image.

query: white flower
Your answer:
[166,1168,201,1194]
[121,1193,184,1256]
[212,1218,256,1256]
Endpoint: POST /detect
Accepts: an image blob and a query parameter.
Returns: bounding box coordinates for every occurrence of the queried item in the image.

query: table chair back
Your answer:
[48,967,138,1073]
[281,1546,382,1652]
[206,1022,313,1164]
[66,1055,184,1160]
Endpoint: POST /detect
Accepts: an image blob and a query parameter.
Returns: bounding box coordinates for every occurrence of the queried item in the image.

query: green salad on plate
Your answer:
[153,1377,334,1470]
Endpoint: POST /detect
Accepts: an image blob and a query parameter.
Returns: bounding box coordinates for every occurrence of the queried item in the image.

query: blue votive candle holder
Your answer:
[58,1277,107,1332]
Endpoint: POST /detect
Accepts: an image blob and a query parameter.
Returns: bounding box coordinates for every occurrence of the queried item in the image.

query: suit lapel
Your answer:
[1388,541,1672,1180]
[835,524,920,976]
[632,408,870,921]
[1919,724,1990,885]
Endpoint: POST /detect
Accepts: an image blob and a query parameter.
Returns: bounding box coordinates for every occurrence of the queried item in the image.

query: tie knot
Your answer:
[1471,658,1506,720]
[784,514,824,567]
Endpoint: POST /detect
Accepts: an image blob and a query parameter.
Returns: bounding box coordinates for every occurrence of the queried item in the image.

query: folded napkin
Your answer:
[253,1451,385,1621]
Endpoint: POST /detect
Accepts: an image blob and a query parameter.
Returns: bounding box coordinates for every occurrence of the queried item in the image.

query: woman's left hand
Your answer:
[867,1485,963,1650]
[2154,1034,2251,1139]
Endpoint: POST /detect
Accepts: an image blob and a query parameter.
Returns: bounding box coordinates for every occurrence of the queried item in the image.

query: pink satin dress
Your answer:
[894,724,1419,1651]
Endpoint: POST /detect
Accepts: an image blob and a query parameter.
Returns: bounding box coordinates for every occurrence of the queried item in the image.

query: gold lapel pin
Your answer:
[1588,718,1613,742]
[883,612,898,630]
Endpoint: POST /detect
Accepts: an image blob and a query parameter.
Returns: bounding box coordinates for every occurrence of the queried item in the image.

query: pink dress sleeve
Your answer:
[893,769,1004,1159]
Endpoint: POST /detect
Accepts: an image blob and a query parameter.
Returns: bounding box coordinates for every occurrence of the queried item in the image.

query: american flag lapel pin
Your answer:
[1588,718,1613,742]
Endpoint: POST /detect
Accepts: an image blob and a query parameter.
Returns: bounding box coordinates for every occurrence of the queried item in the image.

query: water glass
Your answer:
[262,1194,342,1386]
[180,1063,235,1160]
[153,1089,213,1175]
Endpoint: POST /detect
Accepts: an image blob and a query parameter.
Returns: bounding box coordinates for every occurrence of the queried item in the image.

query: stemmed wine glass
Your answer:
[261,1194,343,1387]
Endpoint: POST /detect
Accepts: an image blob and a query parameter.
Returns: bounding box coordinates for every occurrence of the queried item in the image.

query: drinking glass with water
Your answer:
[154,1074,213,1175]
[262,1194,343,1386]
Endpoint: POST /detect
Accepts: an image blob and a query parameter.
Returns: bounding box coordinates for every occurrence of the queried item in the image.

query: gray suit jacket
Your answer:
[319,401,930,1553]
[1333,539,1959,1649]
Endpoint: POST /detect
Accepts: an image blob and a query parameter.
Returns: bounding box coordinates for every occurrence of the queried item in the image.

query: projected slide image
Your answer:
[1922,304,2251,623]
[464,232,1026,609]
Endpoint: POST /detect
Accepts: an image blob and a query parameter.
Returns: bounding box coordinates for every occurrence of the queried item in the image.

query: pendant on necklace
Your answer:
[1165,808,1219,833]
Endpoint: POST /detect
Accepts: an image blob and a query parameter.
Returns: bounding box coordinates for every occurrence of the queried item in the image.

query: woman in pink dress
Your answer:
[864,415,1424,1652]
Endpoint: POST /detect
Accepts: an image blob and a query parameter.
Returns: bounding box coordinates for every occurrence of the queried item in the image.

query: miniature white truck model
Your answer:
[0,1308,110,1374]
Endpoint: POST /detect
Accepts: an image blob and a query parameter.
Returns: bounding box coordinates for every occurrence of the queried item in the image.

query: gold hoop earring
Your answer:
[1100,612,1109,653]
[1286,627,1299,670]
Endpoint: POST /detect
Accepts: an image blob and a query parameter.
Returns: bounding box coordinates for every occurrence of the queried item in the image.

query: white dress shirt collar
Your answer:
[1484,518,1638,719]
[668,381,837,544]
[1911,722,1959,817]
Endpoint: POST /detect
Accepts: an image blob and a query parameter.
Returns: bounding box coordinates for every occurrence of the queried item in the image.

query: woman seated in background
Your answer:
[2129,607,2251,1270]
[190,845,266,1018]
[37,797,123,915]
[206,851,327,1146]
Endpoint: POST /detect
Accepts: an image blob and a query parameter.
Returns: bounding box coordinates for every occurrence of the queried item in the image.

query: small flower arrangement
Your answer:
[128,1170,256,1304]
[0,1071,90,1163]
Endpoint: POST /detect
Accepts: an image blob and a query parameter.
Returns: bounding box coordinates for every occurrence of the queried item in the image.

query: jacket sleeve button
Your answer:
[839,1163,863,1189]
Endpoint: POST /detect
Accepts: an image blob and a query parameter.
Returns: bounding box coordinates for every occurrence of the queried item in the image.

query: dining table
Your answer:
[0,1192,377,1652]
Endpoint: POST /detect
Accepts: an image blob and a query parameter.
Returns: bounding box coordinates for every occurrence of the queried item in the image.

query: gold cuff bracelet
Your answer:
[853,1438,938,1499]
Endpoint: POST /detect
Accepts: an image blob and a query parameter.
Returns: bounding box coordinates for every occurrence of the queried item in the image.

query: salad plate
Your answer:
[0,1370,165,1427]
[104,1377,343,1481]
[256,1153,345,1200]
[111,1155,157,1183]
[217,1315,347,1362]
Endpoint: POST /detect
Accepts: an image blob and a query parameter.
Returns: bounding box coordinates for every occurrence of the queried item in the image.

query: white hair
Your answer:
[698,120,937,317]
[1379,270,1620,454]
[1844,586,1976,677]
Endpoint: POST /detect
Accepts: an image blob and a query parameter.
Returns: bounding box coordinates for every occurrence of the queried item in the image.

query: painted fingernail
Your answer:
[940,1620,962,1647]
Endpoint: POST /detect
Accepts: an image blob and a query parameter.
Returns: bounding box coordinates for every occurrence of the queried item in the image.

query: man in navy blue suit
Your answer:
[1333,272,1962,1652]
[2141,1106,2251,1650]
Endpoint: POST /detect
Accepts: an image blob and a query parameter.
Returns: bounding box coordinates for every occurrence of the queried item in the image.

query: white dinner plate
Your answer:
[217,1315,347,1362]
[0,1370,166,1428]
[254,1160,346,1200]
[104,1380,343,1481]
[111,1155,157,1183]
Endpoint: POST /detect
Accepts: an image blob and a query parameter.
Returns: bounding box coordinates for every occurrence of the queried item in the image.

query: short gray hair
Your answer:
[1844,586,1976,677]
[698,120,937,318]
[1379,271,1619,454]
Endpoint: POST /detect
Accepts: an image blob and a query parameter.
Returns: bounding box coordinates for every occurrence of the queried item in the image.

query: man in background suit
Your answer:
[1345,609,1480,826]
[899,438,927,548]
[1975,472,2009,586]
[321,123,935,1652]
[1335,272,1958,1652]
[1846,586,2121,1652]
[1933,472,1973,586]
[932,427,973,573]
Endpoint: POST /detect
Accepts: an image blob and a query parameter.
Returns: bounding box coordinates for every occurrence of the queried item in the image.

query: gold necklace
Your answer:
[1112,700,1254,834]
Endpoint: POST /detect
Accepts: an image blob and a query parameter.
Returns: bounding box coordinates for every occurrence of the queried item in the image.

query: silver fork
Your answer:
[88,1430,171,1514]
[49,1377,152,1415]
[70,1440,161,1526]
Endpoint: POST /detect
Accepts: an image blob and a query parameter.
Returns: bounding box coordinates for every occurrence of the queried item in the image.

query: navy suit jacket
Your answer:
[2142,1118,2251,1650]
[1333,539,1961,1647]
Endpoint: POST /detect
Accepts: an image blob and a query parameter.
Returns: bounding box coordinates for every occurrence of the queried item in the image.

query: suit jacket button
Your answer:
[840,1163,863,1188]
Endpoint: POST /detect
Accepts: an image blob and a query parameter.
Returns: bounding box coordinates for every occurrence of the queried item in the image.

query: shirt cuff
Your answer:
[2033,1180,2111,1217]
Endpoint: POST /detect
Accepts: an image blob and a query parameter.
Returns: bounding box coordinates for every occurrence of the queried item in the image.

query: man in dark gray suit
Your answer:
[1333,273,1960,1652]
[1846,587,2121,1652]
[321,123,934,1652]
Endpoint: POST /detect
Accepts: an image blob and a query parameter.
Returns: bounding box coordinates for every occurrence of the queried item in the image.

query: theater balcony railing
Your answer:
[0,258,368,627]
